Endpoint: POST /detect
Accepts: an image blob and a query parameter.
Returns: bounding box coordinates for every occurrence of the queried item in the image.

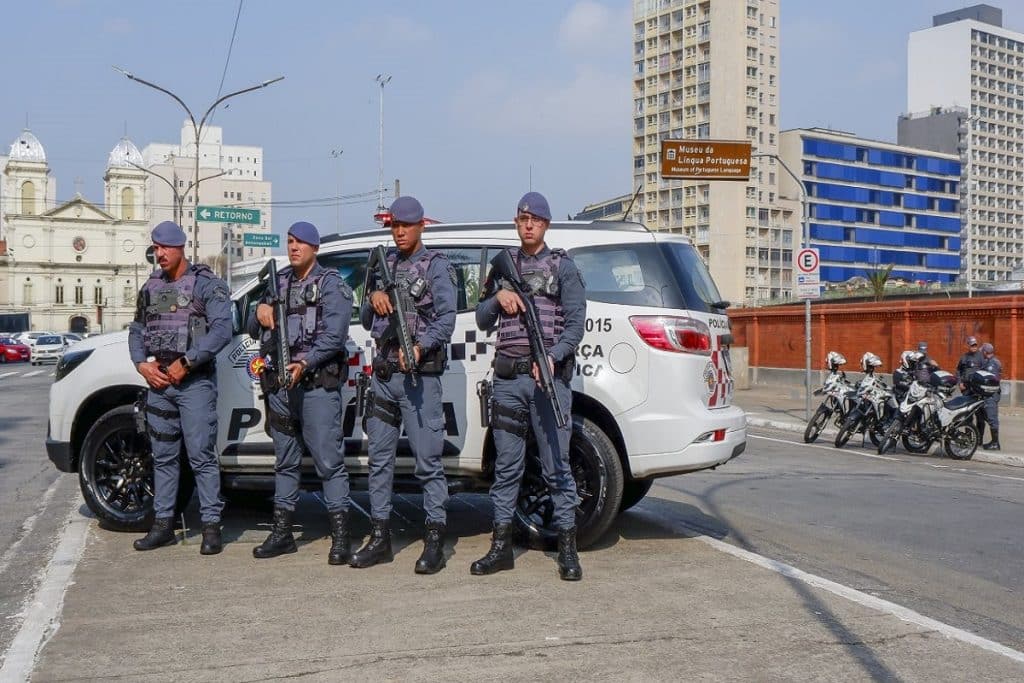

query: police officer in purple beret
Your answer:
[128,221,233,554]
[249,221,355,564]
[473,192,587,581]
[351,196,457,574]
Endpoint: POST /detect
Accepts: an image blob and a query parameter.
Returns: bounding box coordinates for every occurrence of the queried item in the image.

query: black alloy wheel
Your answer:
[834,413,860,448]
[79,406,195,531]
[804,404,831,443]
[514,416,623,551]
[619,479,654,512]
[944,421,979,460]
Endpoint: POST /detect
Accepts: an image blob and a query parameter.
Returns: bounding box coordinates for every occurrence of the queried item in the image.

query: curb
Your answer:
[744,414,1024,469]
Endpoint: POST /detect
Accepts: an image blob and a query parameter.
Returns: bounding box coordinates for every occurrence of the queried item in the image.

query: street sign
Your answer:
[197,206,261,225]
[242,232,280,248]
[660,139,752,180]
[796,281,821,300]
[796,248,820,276]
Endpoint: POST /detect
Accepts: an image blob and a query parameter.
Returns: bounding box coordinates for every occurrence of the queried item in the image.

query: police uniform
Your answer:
[956,337,984,389]
[350,196,457,573]
[128,221,232,554]
[471,191,586,581]
[249,221,355,564]
[978,343,1002,450]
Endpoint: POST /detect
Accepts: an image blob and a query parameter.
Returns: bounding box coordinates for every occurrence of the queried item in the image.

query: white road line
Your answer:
[0,493,90,680]
[750,434,1024,482]
[0,371,18,379]
[0,477,61,577]
[686,525,1024,665]
[23,370,43,377]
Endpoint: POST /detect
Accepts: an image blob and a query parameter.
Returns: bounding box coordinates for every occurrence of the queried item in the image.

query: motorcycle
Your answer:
[877,370,985,459]
[804,369,856,443]
[834,374,895,448]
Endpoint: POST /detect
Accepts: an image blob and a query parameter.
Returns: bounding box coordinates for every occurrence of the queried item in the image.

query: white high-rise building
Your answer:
[907,4,1024,282]
[142,122,273,275]
[632,0,793,305]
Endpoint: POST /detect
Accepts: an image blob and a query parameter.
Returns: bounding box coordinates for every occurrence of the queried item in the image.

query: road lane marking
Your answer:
[0,477,61,578]
[23,370,43,377]
[685,525,1024,665]
[0,371,18,379]
[0,493,90,680]
[749,434,1024,482]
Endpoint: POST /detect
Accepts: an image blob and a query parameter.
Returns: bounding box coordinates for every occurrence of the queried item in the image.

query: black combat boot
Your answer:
[327,510,351,566]
[983,429,1001,451]
[252,507,297,559]
[199,522,222,555]
[133,516,177,551]
[349,518,393,568]
[556,527,582,581]
[414,521,447,574]
[470,523,514,575]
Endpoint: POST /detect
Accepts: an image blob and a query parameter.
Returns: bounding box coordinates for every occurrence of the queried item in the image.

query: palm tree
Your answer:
[865,264,894,302]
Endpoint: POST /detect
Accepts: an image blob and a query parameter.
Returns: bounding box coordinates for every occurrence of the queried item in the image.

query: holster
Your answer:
[476,379,493,428]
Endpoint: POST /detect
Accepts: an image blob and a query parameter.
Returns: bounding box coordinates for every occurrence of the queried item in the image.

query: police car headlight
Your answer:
[55,349,93,382]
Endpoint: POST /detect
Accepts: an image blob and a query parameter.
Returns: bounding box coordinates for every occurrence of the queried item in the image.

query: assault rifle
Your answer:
[488,249,567,428]
[257,258,292,390]
[366,244,418,386]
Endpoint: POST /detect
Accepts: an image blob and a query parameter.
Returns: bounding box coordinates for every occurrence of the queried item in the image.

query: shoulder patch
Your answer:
[213,285,230,302]
[338,278,354,301]
[447,263,458,286]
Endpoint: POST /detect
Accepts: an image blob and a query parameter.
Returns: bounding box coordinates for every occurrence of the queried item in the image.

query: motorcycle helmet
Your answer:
[860,352,883,373]
[825,351,847,371]
[900,350,923,369]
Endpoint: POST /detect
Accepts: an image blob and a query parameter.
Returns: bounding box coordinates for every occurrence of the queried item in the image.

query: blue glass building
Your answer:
[780,129,962,285]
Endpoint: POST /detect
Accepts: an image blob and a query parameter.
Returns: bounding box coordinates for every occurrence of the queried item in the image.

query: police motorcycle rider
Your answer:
[977,342,1003,451]
[249,221,355,564]
[128,221,233,554]
[956,336,984,394]
[472,192,587,581]
[350,196,457,574]
[892,350,919,402]
[913,341,939,383]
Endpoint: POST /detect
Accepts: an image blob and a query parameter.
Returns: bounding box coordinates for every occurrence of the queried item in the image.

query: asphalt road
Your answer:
[1,372,1022,679]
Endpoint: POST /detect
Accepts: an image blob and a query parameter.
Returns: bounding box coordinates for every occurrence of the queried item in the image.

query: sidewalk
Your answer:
[735,384,1024,468]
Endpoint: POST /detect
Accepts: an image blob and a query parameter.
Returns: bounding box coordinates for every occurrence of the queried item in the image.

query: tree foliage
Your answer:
[865,263,894,302]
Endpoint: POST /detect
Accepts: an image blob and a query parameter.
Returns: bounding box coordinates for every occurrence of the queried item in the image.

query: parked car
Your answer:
[17,331,57,347]
[31,335,68,365]
[62,333,84,344]
[0,336,31,363]
[47,220,746,547]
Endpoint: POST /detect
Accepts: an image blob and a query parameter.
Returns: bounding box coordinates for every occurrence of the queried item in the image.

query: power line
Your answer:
[208,0,245,127]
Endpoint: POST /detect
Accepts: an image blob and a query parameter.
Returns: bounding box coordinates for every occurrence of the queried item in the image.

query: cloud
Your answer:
[452,65,629,138]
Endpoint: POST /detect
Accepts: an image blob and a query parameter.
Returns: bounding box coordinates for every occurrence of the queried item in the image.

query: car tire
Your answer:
[619,479,654,512]
[514,416,624,551]
[79,405,195,532]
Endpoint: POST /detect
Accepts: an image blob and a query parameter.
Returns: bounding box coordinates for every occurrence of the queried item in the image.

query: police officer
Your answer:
[249,221,355,564]
[978,342,1003,451]
[129,221,232,554]
[350,196,457,573]
[957,336,983,393]
[472,191,586,581]
[914,341,938,383]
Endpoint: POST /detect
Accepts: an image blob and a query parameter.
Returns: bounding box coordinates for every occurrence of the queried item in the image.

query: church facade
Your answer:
[0,131,152,333]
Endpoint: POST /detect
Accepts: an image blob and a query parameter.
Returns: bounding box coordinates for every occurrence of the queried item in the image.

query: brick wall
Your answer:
[728,295,1023,381]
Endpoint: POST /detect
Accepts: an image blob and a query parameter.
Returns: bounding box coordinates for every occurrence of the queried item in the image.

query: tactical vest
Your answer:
[496,248,565,352]
[370,248,440,344]
[277,266,331,362]
[141,265,210,359]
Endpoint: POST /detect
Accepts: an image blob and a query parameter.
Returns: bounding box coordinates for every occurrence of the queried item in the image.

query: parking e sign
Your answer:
[796,248,819,275]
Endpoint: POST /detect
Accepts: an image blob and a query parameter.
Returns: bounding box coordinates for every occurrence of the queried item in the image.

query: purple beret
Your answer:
[288,221,320,247]
[390,196,424,224]
[151,221,186,247]
[517,191,551,221]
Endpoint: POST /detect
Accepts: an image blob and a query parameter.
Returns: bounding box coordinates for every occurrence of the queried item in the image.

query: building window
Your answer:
[74,286,84,305]
[23,281,33,304]
[21,181,36,215]
[121,186,135,220]
[94,286,103,304]
[123,286,134,306]
[55,283,64,304]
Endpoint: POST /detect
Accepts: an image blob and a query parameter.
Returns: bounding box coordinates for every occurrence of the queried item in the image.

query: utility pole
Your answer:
[376,74,392,213]
[113,66,283,262]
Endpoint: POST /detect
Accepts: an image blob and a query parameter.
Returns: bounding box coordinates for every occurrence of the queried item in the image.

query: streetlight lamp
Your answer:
[753,152,811,420]
[112,66,284,262]
[128,160,226,228]
[375,74,392,214]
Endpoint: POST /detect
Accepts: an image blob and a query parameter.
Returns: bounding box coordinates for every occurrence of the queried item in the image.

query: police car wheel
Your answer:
[513,417,623,551]
[619,479,653,513]
[79,406,196,532]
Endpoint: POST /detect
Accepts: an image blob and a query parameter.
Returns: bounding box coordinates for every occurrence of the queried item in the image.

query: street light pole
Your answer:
[331,148,344,230]
[129,162,227,241]
[754,152,811,420]
[963,113,979,298]
[375,74,392,213]
[112,67,284,262]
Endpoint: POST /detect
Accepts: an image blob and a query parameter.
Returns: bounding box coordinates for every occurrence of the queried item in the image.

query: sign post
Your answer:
[660,140,752,181]
[242,233,280,248]
[196,206,261,225]
[795,247,821,300]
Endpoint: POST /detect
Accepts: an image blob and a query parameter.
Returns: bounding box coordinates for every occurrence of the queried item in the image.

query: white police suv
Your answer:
[47,221,746,549]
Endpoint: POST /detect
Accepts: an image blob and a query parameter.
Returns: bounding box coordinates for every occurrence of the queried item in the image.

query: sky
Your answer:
[2,1,1022,237]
